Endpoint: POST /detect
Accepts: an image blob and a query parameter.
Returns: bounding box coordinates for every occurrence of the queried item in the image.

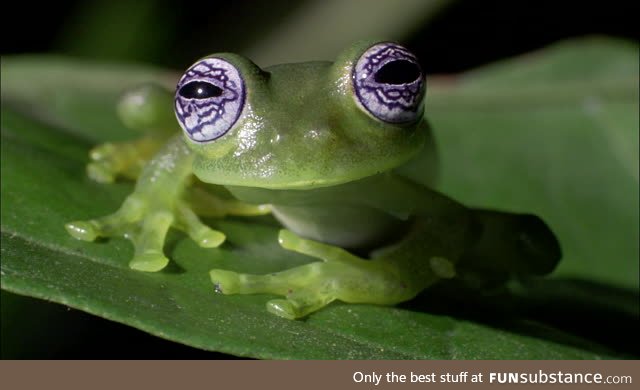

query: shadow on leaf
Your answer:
[403,277,639,357]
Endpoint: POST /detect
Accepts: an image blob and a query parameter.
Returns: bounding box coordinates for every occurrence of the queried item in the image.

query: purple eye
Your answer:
[175,58,245,142]
[352,43,425,124]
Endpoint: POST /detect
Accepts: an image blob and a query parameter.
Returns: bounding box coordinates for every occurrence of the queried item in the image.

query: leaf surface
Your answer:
[1,37,637,359]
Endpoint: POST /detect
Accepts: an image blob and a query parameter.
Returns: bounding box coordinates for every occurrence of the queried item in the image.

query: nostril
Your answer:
[516,214,562,275]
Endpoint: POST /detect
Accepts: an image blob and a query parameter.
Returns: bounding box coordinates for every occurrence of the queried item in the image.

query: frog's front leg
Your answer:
[67,136,231,271]
[87,84,176,183]
[87,136,164,183]
[210,215,471,319]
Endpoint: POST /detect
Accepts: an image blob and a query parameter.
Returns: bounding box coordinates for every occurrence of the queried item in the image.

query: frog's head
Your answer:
[174,41,428,189]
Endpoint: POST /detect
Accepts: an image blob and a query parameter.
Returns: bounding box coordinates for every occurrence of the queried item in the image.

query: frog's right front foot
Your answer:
[65,195,225,272]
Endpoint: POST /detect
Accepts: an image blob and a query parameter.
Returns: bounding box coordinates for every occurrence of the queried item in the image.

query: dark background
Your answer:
[2,0,638,72]
[1,0,638,358]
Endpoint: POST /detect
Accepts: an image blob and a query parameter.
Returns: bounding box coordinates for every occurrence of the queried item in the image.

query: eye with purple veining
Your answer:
[352,43,425,124]
[175,58,245,142]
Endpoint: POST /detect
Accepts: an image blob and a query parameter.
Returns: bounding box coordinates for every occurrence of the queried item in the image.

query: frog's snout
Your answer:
[515,214,562,275]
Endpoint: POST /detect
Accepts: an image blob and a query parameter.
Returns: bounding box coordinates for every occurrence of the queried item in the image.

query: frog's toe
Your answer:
[194,229,226,248]
[87,161,116,183]
[87,143,119,183]
[210,269,244,294]
[65,220,99,241]
[129,252,169,272]
[266,289,336,320]
[86,137,161,183]
[266,299,298,320]
[429,256,456,279]
[175,202,226,248]
[65,196,143,242]
[89,142,116,160]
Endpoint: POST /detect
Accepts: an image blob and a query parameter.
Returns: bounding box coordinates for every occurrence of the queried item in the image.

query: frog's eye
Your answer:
[175,58,245,142]
[352,43,425,124]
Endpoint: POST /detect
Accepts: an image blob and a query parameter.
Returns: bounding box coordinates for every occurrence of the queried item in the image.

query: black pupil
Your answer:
[179,81,223,99]
[374,60,421,85]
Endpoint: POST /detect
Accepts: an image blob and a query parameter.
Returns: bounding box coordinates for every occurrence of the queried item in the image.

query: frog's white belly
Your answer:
[271,204,407,250]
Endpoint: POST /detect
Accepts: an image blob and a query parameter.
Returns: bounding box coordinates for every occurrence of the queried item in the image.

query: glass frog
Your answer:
[66,42,561,319]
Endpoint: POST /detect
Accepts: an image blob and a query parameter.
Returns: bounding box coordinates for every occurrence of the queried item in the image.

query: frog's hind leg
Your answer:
[209,211,486,320]
[211,262,337,320]
[187,185,272,218]
[210,230,412,319]
[456,210,562,287]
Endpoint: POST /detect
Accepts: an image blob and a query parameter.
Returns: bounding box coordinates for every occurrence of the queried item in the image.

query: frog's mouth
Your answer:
[192,149,418,191]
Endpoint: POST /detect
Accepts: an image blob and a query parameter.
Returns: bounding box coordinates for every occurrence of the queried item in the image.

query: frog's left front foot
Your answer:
[66,195,225,272]
[86,137,163,183]
[210,230,414,319]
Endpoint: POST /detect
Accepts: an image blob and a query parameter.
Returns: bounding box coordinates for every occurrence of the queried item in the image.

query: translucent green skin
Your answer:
[66,42,561,319]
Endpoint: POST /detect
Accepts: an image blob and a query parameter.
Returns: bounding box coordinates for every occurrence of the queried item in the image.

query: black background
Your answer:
[2,0,638,72]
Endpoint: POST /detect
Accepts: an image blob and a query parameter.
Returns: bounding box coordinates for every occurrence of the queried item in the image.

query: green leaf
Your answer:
[1,37,637,359]
[428,37,639,290]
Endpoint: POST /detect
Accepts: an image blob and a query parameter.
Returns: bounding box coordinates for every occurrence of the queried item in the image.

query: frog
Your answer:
[65,41,561,320]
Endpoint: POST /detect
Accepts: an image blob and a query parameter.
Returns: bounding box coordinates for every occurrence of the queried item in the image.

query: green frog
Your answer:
[66,41,561,319]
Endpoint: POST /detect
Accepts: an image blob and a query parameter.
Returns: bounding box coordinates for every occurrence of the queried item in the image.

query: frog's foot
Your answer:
[87,136,163,183]
[210,265,336,320]
[210,230,412,319]
[66,196,225,272]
